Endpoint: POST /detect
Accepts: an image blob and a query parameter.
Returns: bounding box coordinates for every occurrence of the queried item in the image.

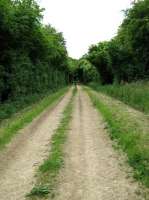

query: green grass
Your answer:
[28,186,50,197]
[85,87,149,189]
[0,87,68,150]
[27,87,76,199]
[89,81,149,114]
[0,94,44,122]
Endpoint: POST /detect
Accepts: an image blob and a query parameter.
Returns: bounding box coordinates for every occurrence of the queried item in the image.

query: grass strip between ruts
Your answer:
[27,86,77,199]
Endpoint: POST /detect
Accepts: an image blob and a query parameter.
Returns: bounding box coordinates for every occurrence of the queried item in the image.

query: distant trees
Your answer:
[1,0,149,101]
[87,42,113,84]
[116,0,149,81]
[0,0,69,102]
[77,59,100,83]
[67,57,100,84]
[67,57,79,83]
[85,0,149,84]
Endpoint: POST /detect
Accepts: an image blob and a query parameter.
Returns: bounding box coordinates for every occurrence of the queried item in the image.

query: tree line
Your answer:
[0,0,69,103]
[76,0,149,84]
[0,0,149,107]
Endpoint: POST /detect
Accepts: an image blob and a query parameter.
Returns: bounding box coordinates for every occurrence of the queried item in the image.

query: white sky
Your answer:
[37,0,133,59]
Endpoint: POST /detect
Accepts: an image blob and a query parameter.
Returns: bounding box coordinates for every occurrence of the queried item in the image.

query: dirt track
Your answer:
[54,87,141,200]
[0,89,72,200]
[0,86,144,200]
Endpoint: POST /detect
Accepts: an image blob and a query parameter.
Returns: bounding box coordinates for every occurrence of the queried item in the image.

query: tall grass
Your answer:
[0,94,44,122]
[0,86,67,123]
[89,81,149,114]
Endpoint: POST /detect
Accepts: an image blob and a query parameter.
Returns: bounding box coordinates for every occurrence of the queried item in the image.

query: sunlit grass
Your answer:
[89,81,149,114]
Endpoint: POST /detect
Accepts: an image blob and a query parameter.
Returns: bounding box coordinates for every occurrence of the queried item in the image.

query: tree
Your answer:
[87,42,113,84]
[85,0,149,84]
[0,0,69,102]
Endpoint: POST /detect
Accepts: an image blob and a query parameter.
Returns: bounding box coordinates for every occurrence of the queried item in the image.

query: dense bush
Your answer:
[0,0,69,104]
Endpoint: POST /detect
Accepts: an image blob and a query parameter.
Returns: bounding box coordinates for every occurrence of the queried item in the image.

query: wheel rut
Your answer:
[54,86,140,200]
[0,89,72,200]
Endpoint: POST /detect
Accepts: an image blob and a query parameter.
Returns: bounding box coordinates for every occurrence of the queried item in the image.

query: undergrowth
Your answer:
[89,81,149,114]
[0,87,68,150]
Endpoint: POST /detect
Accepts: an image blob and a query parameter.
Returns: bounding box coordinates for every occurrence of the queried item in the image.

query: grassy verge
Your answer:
[0,87,68,150]
[89,81,149,114]
[85,87,149,189]
[27,87,76,199]
[0,94,44,123]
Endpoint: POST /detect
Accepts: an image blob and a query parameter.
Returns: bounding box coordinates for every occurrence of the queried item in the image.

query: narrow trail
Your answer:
[0,89,72,200]
[55,86,141,200]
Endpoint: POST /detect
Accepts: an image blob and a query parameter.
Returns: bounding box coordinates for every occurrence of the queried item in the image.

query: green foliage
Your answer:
[118,0,149,78]
[67,57,100,84]
[27,185,49,197]
[77,59,100,83]
[86,87,149,188]
[0,93,43,122]
[0,0,69,104]
[86,0,149,84]
[67,57,79,83]
[87,42,113,84]
[89,81,149,114]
